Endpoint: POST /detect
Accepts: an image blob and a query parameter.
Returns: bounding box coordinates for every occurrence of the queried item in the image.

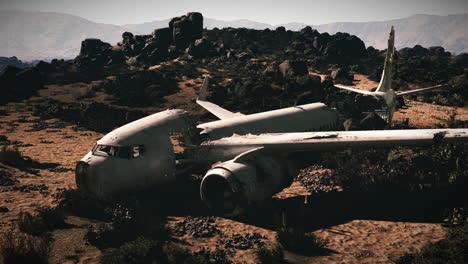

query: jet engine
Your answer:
[200,154,296,214]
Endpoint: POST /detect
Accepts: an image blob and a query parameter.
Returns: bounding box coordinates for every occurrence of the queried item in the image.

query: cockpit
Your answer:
[76,109,192,198]
[91,144,146,159]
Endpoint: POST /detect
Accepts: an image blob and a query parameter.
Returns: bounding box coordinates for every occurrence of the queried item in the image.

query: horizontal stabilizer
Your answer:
[396,84,446,97]
[334,85,374,95]
[196,77,244,120]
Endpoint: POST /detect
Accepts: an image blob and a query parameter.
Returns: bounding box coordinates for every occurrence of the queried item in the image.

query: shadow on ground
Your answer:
[239,185,467,232]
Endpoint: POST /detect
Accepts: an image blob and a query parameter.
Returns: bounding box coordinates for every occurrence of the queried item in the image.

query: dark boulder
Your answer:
[295,75,322,91]
[78,38,111,57]
[187,38,211,58]
[322,33,366,63]
[172,17,193,49]
[122,32,134,40]
[75,38,114,70]
[453,53,468,68]
[313,33,331,51]
[399,45,429,58]
[187,12,203,39]
[263,62,280,78]
[447,73,468,106]
[300,26,318,37]
[279,60,308,78]
[148,48,169,64]
[0,67,43,105]
[102,70,179,107]
[170,12,204,50]
[16,68,43,92]
[107,51,127,65]
[275,26,286,33]
[286,75,323,100]
[34,61,53,73]
[0,65,22,83]
[152,28,172,49]
[330,67,354,84]
[321,76,335,90]
[429,46,450,57]
[359,113,387,130]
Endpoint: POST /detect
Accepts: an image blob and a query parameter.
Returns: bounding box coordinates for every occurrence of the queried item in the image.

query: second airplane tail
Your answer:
[376,26,395,93]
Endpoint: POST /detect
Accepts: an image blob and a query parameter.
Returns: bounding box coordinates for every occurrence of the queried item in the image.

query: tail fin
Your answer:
[376,26,395,92]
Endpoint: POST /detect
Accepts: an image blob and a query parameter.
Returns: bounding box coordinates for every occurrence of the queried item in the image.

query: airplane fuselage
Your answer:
[197,102,341,139]
[77,102,342,198]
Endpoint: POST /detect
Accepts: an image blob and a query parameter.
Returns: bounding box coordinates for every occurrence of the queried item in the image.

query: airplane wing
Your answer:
[334,85,374,95]
[204,129,468,153]
[200,128,467,209]
[396,84,446,97]
[196,77,245,120]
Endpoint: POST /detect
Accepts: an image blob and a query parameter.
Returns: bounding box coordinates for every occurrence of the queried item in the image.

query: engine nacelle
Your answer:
[200,154,296,213]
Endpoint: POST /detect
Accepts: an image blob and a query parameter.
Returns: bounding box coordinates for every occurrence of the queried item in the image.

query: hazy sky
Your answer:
[1,0,467,25]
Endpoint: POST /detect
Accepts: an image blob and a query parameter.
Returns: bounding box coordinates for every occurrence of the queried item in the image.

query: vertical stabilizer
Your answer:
[376,26,395,92]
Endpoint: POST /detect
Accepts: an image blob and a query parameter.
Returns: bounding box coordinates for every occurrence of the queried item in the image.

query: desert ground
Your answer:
[0,71,466,264]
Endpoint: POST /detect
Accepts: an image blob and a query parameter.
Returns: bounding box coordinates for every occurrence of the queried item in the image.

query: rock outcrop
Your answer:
[0,66,43,105]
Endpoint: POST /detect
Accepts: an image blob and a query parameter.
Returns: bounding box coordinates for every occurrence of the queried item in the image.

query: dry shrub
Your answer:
[18,207,65,236]
[87,200,168,248]
[0,229,50,264]
[321,144,467,190]
[18,212,47,236]
[0,145,23,166]
[100,237,164,264]
[256,243,284,264]
[53,188,108,219]
[100,237,231,264]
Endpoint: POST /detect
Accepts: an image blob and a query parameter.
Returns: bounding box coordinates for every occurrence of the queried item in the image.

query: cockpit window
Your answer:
[92,144,145,159]
[93,145,118,157]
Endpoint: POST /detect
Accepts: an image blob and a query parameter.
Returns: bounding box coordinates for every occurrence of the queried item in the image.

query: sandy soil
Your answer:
[0,77,466,263]
[394,99,468,128]
[286,220,445,264]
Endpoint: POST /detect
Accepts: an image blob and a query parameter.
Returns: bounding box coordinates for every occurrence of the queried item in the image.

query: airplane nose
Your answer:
[75,161,90,193]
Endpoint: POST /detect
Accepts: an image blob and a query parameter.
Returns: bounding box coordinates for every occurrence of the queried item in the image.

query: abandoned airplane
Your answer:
[76,78,468,213]
[76,27,468,213]
[334,27,446,122]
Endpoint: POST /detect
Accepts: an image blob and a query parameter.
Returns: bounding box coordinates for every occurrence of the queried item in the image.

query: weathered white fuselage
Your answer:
[76,102,341,198]
[76,109,189,198]
[198,102,341,139]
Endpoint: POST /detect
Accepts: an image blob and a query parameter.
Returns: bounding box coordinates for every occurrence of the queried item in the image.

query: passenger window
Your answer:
[132,145,146,158]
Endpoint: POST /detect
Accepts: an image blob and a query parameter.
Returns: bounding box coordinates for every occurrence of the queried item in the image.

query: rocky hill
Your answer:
[126,14,468,54]
[2,11,466,117]
[1,10,467,60]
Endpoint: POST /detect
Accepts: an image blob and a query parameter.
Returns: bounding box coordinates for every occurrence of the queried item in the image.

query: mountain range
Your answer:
[1,10,467,60]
